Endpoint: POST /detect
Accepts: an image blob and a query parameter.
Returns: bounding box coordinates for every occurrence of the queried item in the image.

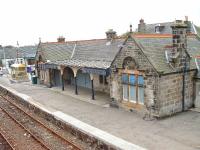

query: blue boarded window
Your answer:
[122,74,129,84]
[138,75,144,85]
[122,73,144,105]
[138,87,144,104]
[130,74,136,85]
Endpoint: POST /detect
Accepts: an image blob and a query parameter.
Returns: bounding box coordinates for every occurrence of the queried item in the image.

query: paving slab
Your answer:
[0,76,200,150]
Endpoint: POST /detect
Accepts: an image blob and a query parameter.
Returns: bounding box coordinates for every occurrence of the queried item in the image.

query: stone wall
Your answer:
[39,69,51,87]
[93,74,110,94]
[158,71,195,117]
[110,37,159,113]
[112,38,154,70]
[195,80,200,108]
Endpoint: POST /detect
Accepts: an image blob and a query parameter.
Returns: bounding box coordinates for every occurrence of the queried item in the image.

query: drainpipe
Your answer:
[182,58,187,112]
[192,73,197,108]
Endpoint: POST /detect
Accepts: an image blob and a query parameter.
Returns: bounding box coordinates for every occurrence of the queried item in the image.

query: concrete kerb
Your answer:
[0,84,147,150]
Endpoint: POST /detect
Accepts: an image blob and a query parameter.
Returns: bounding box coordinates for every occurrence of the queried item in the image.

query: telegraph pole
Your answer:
[3,46,6,68]
[16,41,19,64]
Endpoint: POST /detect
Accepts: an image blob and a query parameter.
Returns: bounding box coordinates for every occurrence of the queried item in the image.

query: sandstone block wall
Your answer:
[195,80,200,108]
[110,37,159,114]
[158,71,195,117]
[93,74,110,94]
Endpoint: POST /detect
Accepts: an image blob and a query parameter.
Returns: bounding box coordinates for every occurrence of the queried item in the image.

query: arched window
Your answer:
[122,57,138,70]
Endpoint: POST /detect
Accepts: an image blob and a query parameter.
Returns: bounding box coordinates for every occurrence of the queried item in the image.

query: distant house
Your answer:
[137,17,199,35]
[19,46,37,65]
[35,19,200,117]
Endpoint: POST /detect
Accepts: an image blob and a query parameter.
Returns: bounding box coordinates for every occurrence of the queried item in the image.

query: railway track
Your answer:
[0,129,13,150]
[0,107,49,150]
[0,95,82,150]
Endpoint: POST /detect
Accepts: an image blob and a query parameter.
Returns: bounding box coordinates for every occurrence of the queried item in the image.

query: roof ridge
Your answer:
[41,37,124,44]
[133,33,197,38]
[146,21,173,26]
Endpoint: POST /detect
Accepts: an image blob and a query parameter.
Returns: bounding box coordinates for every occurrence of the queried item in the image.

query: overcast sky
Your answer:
[0,0,199,46]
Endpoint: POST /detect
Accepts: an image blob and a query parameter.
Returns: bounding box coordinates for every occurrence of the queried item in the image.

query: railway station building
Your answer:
[35,18,200,117]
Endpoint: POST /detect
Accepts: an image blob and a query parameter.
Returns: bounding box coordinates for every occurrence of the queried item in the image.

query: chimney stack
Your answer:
[185,16,188,22]
[138,18,146,33]
[57,36,65,42]
[184,16,191,33]
[106,29,117,40]
[171,20,188,68]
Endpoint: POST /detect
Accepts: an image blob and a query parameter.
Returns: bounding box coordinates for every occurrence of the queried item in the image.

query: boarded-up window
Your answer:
[99,75,103,84]
[122,74,129,84]
[99,75,108,85]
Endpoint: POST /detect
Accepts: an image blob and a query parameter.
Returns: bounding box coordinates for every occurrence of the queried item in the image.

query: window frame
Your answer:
[122,72,144,104]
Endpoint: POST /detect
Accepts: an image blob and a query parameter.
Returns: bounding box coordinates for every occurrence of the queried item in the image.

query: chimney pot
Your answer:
[138,18,146,33]
[106,29,117,40]
[185,16,188,22]
[140,18,144,23]
[57,36,65,42]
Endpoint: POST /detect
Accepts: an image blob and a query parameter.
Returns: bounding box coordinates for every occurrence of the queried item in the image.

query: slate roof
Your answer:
[0,45,37,59]
[145,22,174,34]
[134,35,200,74]
[72,39,124,62]
[38,34,200,74]
[39,38,124,69]
[0,47,19,59]
[142,21,197,34]
[19,46,37,58]
[38,42,74,61]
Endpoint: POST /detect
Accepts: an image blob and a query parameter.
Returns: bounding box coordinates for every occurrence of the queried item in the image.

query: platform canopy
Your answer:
[81,67,110,76]
[38,63,58,70]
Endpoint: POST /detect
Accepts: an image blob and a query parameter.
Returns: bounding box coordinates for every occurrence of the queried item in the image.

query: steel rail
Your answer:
[0,106,50,150]
[0,128,14,150]
[0,95,82,150]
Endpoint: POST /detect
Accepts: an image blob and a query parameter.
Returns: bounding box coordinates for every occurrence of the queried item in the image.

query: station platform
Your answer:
[0,76,200,150]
